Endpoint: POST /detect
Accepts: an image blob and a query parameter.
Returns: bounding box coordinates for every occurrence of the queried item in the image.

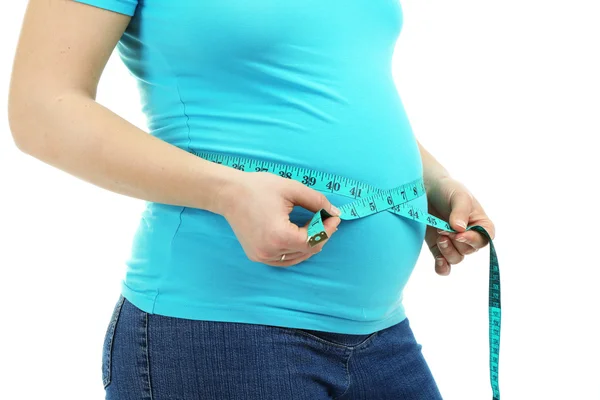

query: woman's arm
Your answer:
[416,139,495,274]
[8,0,242,215]
[416,139,451,192]
[8,0,341,268]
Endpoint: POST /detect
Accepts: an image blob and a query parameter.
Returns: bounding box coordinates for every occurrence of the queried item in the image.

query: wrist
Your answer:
[423,168,451,194]
[417,140,450,191]
[209,166,245,217]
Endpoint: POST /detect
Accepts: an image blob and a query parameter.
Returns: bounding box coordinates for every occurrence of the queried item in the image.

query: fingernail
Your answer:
[456,220,467,229]
[331,205,342,217]
[439,240,448,249]
[456,236,467,243]
[436,258,449,275]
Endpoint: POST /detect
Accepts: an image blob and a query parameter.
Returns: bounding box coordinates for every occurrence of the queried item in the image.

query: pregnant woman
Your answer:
[9,0,495,398]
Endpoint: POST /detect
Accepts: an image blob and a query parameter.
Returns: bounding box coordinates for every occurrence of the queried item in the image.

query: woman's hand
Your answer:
[217,172,342,268]
[424,176,496,275]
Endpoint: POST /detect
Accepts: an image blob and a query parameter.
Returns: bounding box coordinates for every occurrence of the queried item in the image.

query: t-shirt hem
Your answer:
[72,0,137,16]
[121,281,407,335]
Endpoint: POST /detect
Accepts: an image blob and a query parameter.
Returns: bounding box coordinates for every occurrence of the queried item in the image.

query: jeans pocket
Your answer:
[102,294,126,389]
[290,328,379,349]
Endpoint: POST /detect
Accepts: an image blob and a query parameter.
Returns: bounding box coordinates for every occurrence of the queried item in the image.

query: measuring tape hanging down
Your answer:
[194,150,501,400]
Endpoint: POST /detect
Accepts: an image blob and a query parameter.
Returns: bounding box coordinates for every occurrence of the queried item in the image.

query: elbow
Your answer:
[7,89,37,154]
[8,86,65,156]
[9,83,90,157]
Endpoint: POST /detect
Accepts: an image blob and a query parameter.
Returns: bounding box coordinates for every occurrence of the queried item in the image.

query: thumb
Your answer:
[289,181,342,217]
[449,191,473,232]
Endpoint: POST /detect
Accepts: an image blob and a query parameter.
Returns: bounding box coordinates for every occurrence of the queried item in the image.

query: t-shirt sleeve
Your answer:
[72,0,138,16]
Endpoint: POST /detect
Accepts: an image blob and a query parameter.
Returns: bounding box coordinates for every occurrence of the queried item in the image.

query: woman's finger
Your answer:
[429,242,450,276]
[438,228,489,250]
[436,230,479,254]
[270,251,306,262]
[453,231,486,250]
[437,235,465,265]
[289,215,341,253]
[448,191,474,232]
[450,236,478,255]
[271,215,340,268]
[272,251,316,268]
[268,251,307,267]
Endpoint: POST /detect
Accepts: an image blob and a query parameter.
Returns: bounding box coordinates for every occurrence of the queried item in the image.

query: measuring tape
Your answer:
[193,150,501,400]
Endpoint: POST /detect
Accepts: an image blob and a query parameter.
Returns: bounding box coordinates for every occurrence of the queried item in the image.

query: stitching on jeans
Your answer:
[333,351,353,400]
[290,328,380,350]
[143,312,154,400]
[103,295,125,388]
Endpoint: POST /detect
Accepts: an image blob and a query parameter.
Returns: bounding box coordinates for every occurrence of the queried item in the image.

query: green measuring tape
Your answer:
[193,150,501,399]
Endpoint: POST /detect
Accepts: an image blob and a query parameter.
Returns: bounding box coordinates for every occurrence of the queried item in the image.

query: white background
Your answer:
[1,1,599,399]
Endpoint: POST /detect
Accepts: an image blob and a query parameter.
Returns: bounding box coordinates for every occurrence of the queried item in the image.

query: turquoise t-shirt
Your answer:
[74,0,428,334]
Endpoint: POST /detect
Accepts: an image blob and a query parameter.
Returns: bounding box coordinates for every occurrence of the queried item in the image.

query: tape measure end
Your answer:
[308,231,328,247]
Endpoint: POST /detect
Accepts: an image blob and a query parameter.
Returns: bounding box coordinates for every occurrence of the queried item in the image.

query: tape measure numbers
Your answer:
[193,150,501,400]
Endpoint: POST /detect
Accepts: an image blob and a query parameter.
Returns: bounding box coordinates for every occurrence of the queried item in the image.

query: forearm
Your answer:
[417,139,451,191]
[8,91,243,215]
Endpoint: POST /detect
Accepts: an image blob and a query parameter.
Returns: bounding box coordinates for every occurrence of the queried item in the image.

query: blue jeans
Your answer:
[103,294,443,399]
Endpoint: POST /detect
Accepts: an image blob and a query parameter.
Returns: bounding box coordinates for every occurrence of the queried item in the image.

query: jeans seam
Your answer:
[290,328,380,351]
[333,351,353,400]
[103,294,125,389]
[140,310,154,400]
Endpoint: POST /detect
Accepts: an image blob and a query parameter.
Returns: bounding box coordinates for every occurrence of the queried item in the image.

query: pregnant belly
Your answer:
[162,188,427,324]
[162,129,428,323]
[137,96,428,323]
